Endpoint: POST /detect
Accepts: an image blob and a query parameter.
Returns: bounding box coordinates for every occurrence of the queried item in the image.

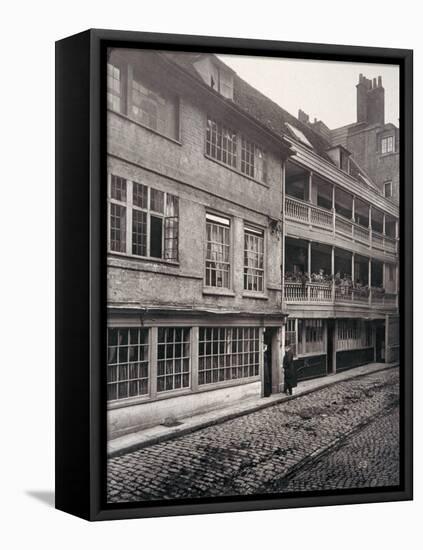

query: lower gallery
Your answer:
[107,309,399,439]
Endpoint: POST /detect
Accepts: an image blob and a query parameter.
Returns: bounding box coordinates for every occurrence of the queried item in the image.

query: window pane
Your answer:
[244,228,264,292]
[157,328,190,392]
[132,210,147,256]
[110,175,127,201]
[131,77,178,139]
[150,215,163,258]
[133,181,148,209]
[206,118,237,168]
[205,216,231,288]
[150,188,164,213]
[107,327,149,401]
[110,203,126,253]
[199,327,259,385]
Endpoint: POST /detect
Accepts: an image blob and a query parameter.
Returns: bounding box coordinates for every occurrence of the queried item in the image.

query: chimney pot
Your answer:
[378,75,382,87]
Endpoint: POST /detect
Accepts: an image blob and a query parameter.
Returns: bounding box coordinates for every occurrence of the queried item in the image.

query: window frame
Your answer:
[384,180,393,198]
[107,174,180,263]
[107,327,150,403]
[198,327,261,386]
[381,135,395,155]
[243,224,266,294]
[204,212,233,291]
[205,115,268,185]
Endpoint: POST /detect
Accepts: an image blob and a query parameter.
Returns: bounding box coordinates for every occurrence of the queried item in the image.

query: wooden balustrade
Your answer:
[284,196,398,256]
[284,281,397,310]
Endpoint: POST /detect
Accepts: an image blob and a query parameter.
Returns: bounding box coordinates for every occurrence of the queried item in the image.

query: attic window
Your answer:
[285,123,313,148]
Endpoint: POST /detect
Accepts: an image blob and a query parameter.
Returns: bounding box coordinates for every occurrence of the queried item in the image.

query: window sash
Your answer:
[205,216,231,288]
[107,327,149,401]
[381,136,394,154]
[244,228,264,292]
[131,76,178,139]
[157,328,191,392]
[198,327,260,385]
[107,63,121,113]
[206,117,267,182]
[108,175,179,261]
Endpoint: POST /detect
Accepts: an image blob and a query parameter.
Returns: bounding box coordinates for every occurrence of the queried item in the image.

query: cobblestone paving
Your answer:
[276,407,399,493]
[107,368,399,503]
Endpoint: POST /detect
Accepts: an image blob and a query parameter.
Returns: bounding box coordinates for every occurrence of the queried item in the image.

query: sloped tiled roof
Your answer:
[162,52,382,193]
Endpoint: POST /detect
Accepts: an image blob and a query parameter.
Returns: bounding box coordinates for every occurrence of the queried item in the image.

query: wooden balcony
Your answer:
[284,281,398,310]
[285,197,398,255]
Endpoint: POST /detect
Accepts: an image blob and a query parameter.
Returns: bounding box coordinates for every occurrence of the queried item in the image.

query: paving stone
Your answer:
[107,369,399,503]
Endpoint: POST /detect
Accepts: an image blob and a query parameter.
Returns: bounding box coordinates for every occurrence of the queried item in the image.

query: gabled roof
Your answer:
[162,52,383,195]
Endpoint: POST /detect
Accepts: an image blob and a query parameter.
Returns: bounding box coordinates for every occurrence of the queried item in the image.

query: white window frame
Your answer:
[206,116,267,183]
[244,225,265,293]
[381,135,395,154]
[205,213,232,289]
[107,174,179,262]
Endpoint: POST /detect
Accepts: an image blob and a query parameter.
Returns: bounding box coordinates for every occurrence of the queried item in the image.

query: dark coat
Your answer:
[283,349,297,388]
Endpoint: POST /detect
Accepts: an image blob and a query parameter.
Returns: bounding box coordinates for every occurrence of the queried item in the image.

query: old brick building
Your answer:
[106,49,399,438]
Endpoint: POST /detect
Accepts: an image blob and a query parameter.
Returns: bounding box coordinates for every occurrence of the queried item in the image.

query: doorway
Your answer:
[375,323,386,363]
[263,328,273,397]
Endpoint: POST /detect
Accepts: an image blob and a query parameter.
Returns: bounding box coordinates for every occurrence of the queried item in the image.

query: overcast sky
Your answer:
[219,55,399,129]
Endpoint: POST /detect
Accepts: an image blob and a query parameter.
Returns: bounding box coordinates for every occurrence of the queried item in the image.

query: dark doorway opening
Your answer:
[375,323,386,363]
[327,319,335,373]
[263,328,273,397]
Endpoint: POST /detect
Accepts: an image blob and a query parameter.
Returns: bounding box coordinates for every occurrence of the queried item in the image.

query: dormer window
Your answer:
[193,56,234,100]
[381,135,394,154]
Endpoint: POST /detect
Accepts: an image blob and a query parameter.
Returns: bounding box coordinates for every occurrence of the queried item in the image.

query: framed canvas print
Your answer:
[55,29,413,521]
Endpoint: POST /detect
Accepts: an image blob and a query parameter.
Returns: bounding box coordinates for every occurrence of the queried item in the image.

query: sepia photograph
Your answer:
[105,47,401,504]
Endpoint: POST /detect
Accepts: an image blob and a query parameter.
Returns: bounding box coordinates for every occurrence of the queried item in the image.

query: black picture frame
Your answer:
[55,28,413,521]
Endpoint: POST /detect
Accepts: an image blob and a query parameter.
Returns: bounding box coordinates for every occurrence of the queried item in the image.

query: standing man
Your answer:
[283,345,297,396]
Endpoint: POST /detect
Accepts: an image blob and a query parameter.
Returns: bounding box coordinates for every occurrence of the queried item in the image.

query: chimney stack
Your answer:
[356,74,385,125]
[298,109,310,124]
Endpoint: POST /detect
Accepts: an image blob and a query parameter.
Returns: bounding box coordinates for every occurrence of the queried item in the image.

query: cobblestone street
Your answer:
[107,368,400,503]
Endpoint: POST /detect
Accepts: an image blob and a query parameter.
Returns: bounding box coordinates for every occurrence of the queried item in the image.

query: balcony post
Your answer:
[352,195,355,222]
[368,258,372,306]
[308,241,312,280]
[331,246,335,303]
[332,185,336,235]
[369,205,373,249]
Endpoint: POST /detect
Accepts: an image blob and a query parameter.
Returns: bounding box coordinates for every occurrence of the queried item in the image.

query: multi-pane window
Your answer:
[205,214,231,288]
[306,319,324,344]
[109,175,127,253]
[157,328,190,392]
[107,328,149,401]
[108,175,179,261]
[206,119,237,168]
[285,319,297,356]
[241,137,266,182]
[206,118,267,182]
[131,77,179,140]
[384,181,393,198]
[107,63,121,112]
[198,327,260,385]
[337,320,371,350]
[381,135,394,154]
[244,226,264,292]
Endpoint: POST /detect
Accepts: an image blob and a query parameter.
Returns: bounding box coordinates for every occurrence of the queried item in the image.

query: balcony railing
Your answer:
[285,197,398,255]
[284,282,398,309]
